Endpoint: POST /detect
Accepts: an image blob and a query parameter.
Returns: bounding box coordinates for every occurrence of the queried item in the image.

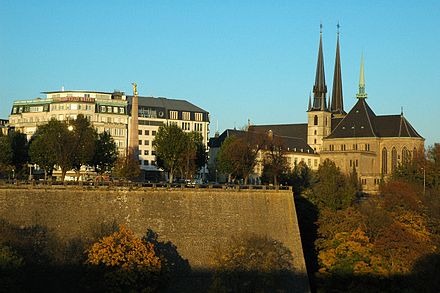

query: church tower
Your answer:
[330,23,346,117]
[308,25,332,153]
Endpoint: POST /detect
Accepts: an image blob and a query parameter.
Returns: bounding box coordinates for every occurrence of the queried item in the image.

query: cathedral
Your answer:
[249,26,424,193]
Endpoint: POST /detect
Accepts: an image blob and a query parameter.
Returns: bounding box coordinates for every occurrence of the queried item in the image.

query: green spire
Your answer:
[356,54,368,99]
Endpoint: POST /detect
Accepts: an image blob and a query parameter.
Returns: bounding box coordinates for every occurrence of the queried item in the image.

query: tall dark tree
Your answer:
[0,135,13,177]
[70,115,97,179]
[90,131,118,175]
[262,136,288,185]
[179,131,206,180]
[309,159,356,211]
[29,126,56,180]
[9,131,29,177]
[153,124,189,183]
[216,133,263,184]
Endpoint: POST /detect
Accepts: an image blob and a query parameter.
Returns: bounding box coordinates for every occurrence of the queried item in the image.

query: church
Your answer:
[248,26,424,193]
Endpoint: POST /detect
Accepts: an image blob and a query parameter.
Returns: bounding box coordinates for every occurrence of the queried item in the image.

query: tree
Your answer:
[216,132,263,184]
[216,136,236,182]
[291,161,313,196]
[153,124,189,183]
[90,131,118,175]
[178,131,206,180]
[29,127,56,180]
[86,225,162,292]
[70,115,97,179]
[0,136,13,177]
[210,235,295,292]
[308,159,357,211]
[9,131,29,177]
[112,153,141,180]
[261,136,288,185]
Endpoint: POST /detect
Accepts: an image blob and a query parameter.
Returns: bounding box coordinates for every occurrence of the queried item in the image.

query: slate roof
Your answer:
[127,96,208,113]
[209,128,316,154]
[327,98,423,139]
[248,124,308,141]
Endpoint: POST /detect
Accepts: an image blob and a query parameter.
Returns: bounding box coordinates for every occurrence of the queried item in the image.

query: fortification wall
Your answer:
[0,186,308,289]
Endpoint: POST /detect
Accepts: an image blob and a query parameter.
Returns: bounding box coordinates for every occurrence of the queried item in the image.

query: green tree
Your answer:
[291,161,313,196]
[0,136,13,177]
[112,153,141,180]
[216,133,263,184]
[216,136,236,182]
[153,124,189,183]
[261,136,288,185]
[90,131,118,175]
[9,131,29,177]
[70,115,97,179]
[29,126,56,180]
[309,159,356,211]
[178,131,207,180]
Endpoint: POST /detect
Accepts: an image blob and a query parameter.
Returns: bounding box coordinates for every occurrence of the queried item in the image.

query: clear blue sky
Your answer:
[1,0,439,145]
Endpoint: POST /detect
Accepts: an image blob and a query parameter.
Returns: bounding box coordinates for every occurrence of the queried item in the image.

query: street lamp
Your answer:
[68,125,74,131]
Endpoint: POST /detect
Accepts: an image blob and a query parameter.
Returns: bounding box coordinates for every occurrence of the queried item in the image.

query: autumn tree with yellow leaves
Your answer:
[86,225,162,292]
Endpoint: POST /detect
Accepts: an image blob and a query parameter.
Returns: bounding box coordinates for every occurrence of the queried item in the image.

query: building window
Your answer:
[314,139,317,144]
[144,150,149,155]
[341,144,346,151]
[391,147,397,172]
[182,112,190,120]
[365,144,370,151]
[143,160,149,165]
[107,106,112,113]
[152,151,156,156]
[382,147,388,174]
[314,159,318,167]
[313,115,318,126]
[138,130,142,135]
[152,130,156,136]
[170,110,178,120]
[100,106,106,112]
[307,159,311,167]
[355,160,359,167]
[402,147,410,163]
[139,140,142,145]
[144,140,149,145]
[314,130,317,135]
[144,130,149,135]
[195,112,203,121]
[353,144,358,150]
[119,107,125,114]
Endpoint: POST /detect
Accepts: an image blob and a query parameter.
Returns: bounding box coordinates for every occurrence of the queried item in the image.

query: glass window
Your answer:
[145,130,150,135]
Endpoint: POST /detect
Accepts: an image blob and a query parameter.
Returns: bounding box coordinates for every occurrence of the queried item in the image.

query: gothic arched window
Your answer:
[391,147,397,172]
[314,115,318,126]
[402,147,410,164]
[382,147,388,175]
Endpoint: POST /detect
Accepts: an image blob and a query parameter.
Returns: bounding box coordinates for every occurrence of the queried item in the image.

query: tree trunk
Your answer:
[61,168,67,182]
[169,170,174,184]
[274,175,278,186]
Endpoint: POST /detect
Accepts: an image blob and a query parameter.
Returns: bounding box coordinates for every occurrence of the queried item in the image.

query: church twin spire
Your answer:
[309,23,345,115]
[310,24,328,111]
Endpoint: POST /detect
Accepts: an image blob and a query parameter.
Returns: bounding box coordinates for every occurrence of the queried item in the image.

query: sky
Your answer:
[1,0,439,145]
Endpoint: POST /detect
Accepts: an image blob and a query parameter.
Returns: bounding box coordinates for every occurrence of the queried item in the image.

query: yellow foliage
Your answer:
[318,228,387,275]
[86,225,161,272]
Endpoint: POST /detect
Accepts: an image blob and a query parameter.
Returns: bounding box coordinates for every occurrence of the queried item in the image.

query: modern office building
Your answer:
[7,88,210,179]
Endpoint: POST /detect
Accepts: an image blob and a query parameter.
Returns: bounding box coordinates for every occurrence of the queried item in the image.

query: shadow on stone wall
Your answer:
[0,219,311,293]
